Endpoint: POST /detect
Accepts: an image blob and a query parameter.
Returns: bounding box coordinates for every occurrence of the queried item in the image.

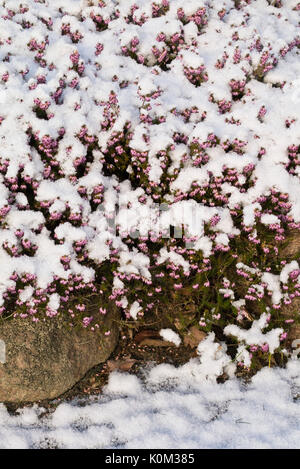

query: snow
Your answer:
[48,293,60,312]
[261,272,283,305]
[1,358,300,449]
[260,214,281,226]
[224,313,283,354]
[160,328,181,346]
[129,301,142,320]
[280,261,299,284]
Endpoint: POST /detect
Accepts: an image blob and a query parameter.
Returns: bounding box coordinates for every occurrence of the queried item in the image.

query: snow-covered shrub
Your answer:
[0,0,299,370]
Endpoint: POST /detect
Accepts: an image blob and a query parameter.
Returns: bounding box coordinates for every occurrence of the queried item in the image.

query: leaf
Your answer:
[183,327,207,348]
[138,338,176,347]
[107,358,136,372]
[134,329,160,344]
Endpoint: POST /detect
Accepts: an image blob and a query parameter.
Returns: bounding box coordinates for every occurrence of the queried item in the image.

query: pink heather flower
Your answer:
[280,332,287,341]
[261,344,269,353]
[82,316,93,327]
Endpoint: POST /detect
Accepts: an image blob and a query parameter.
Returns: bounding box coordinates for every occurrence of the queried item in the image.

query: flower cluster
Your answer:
[0,0,299,369]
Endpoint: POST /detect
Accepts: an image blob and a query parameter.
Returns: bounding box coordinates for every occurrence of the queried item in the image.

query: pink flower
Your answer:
[261,344,269,353]
[82,316,93,327]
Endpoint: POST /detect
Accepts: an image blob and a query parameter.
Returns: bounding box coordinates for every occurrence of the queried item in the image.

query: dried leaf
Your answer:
[107,358,136,372]
[139,338,176,347]
[183,327,207,348]
[134,329,159,344]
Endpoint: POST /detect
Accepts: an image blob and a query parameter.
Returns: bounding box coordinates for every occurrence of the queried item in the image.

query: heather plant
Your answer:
[0,0,299,373]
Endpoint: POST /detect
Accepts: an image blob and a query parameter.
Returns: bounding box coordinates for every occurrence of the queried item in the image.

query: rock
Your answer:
[271,230,300,342]
[0,303,120,403]
[280,230,300,260]
[183,326,207,348]
[280,297,300,342]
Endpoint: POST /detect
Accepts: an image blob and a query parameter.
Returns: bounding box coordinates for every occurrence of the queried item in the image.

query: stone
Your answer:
[279,230,300,343]
[280,297,300,342]
[0,303,120,403]
[280,230,300,260]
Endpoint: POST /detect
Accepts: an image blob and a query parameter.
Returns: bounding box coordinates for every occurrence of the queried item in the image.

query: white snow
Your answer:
[160,328,181,347]
[280,261,299,284]
[1,358,300,449]
[129,301,142,320]
[224,313,283,354]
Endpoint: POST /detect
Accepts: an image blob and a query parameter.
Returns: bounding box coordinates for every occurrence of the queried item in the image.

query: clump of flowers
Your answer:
[0,0,299,373]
